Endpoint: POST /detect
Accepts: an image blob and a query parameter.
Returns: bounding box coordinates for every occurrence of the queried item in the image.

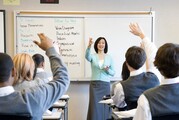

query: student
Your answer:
[111,61,130,96]
[111,23,160,110]
[0,33,70,120]
[32,53,52,84]
[85,37,115,120]
[13,53,40,91]
[133,43,179,120]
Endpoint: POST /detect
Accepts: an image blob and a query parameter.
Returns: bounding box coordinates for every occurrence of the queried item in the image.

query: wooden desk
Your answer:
[43,111,62,120]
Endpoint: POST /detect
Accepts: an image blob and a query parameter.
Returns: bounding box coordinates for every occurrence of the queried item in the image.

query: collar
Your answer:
[36,68,45,73]
[0,86,15,97]
[130,68,143,76]
[161,76,179,85]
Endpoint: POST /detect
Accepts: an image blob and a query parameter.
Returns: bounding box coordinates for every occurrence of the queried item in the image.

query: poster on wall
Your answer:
[40,0,59,4]
[0,10,6,53]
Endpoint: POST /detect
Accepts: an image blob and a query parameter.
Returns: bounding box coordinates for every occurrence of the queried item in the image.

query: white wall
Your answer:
[1,0,179,120]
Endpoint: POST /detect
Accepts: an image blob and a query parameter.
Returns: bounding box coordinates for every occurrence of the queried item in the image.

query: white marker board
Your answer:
[14,11,154,81]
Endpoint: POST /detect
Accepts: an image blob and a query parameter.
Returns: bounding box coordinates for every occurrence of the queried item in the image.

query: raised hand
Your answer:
[33,33,53,51]
[88,37,93,48]
[129,23,145,39]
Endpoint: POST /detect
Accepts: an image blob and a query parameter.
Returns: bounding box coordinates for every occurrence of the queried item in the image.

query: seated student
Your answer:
[32,53,52,84]
[0,33,70,119]
[13,53,40,91]
[133,43,179,120]
[111,61,130,96]
[111,23,160,110]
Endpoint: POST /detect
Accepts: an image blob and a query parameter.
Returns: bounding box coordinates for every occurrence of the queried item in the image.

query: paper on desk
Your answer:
[61,94,69,99]
[99,99,113,104]
[114,109,136,118]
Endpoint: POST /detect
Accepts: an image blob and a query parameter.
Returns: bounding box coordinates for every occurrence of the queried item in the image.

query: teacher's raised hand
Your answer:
[88,37,93,48]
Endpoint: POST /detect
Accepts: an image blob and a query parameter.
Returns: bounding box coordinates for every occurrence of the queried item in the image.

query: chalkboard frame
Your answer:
[14,11,155,81]
[0,10,6,53]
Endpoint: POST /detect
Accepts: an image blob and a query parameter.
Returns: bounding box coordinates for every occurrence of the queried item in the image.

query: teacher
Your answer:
[85,37,115,120]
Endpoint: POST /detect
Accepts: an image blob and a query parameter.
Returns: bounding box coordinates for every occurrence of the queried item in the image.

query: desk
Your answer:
[59,95,70,120]
[112,109,136,120]
[43,111,62,120]
[49,95,69,120]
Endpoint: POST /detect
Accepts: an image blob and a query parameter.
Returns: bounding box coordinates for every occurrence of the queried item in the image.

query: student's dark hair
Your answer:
[121,61,130,80]
[154,43,179,78]
[94,37,108,53]
[32,54,44,67]
[0,53,14,82]
[125,46,146,70]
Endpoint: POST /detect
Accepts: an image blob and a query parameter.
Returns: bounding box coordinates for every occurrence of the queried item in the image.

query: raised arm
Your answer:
[85,38,93,62]
[129,23,160,77]
[31,33,70,112]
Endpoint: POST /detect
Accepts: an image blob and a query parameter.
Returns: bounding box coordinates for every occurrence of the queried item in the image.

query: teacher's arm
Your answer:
[85,38,93,62]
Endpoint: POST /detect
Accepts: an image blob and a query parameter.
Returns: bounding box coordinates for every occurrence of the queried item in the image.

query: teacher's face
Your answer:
[97,39,105,52]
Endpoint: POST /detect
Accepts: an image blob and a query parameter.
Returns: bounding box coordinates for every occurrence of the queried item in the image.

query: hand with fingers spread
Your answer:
[33,33,53,51]
[129,23,145,39]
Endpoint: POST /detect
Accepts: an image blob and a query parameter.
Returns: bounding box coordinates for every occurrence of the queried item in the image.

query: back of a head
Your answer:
[154,43,179,78]
[13,53,35,84]
[0,53,13,82]
[32,54,44,67]
[125,46,146,70]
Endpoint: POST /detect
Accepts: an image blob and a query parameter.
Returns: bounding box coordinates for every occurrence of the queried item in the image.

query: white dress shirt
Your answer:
[133,76,179,120]
[0,86,15,97]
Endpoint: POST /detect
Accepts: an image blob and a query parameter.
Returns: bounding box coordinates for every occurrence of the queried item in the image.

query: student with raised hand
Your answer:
[111,23,160,111]
[133,43,179,120]
[85,37,115,120]
[0,33,70,120]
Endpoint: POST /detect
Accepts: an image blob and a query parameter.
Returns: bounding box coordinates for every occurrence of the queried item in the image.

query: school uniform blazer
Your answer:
[0,47,70,120]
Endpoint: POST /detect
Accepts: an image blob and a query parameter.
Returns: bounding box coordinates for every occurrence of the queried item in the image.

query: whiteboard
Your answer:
[84,16,153,80]
[0,10,5,53]
[14,11,154,81]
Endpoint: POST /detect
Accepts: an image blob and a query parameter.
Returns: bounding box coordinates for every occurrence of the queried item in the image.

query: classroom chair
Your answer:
[0,114,31,120]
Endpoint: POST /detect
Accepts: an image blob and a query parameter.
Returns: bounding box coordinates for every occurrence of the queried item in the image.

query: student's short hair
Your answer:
[125,46,146,70]
[154,43,179,78]
[0,53,14,82]
[32,54,44,67]
[13,53,35,84]
[94,37,108,53]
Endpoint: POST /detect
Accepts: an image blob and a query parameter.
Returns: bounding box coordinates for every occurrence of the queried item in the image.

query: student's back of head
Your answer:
[0,53,14,82]
[32,53,44,68]
[125,46,146,70]
[13,53,35,84]
[154,43,179,78]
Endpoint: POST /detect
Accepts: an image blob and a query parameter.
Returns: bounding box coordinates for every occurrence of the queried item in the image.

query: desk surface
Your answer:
[52,101,67,108]
[43,111,61,119]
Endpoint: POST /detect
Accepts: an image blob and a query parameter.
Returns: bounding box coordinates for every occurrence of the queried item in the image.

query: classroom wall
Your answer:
[1,0,179,120]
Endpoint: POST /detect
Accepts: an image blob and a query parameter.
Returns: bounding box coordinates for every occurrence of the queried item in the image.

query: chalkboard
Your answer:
[14,11,154,81]
[0,10,6,53]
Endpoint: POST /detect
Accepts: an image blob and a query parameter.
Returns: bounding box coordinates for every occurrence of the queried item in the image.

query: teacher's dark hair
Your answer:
[94,37,108,53]
[154,43,179,78]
